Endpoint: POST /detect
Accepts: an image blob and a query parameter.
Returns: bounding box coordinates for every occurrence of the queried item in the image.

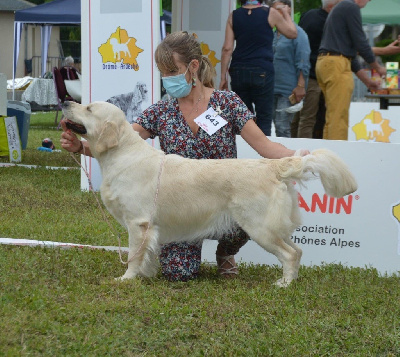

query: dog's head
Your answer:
[62,101,127,155]
[134,82,148,103]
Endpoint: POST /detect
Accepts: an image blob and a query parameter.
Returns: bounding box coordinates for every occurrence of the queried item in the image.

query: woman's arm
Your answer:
[291,30,310,102]
[240,119,297,159]
[373,37,400,56]
[268,6,297,39]
[291,71,306,103]
[132,123,152,139]
[220,12,235,90]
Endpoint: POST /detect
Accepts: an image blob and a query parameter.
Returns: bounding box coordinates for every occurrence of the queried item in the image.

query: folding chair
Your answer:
[60,66,79,80]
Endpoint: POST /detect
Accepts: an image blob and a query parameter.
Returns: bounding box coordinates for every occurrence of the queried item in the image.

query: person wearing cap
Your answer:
[271,0,311,138]
[42,138,55,150]
[316,0,385,141]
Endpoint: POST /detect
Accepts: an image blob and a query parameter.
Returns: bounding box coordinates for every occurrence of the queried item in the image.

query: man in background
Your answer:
[292,0,341,139]
[316,0,385,141]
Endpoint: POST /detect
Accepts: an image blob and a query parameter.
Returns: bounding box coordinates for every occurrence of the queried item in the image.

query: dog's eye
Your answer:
[87,106,92,112]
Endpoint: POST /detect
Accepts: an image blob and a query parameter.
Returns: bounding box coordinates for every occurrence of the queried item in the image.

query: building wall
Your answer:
[0,11,60,80]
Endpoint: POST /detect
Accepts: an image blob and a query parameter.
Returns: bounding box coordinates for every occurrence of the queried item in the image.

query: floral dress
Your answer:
[136,90,253,281]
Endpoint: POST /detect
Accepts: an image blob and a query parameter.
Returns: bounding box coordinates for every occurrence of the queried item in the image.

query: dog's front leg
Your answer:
[116,222,158,280]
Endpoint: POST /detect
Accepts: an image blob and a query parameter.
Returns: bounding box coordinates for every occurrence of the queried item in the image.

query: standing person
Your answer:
[293,0,341,139]
[316,0,385,141]
[61,31,310,282]
[271,0,311,138]
[219,0,297,136]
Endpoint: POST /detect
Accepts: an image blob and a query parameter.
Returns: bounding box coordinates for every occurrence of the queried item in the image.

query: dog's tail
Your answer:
[278,149,358,198]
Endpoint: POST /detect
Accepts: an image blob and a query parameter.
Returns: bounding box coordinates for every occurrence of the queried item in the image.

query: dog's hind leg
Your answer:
[117,222,159,280]
[248,227,300,287]
[282,187,303,277]
[282,236,302,280]
[231,187,301,287]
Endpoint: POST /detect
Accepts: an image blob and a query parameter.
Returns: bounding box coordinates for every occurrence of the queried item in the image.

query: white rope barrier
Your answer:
[0,237,129,253]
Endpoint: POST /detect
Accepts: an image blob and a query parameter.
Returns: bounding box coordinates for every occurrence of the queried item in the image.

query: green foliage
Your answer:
[235,0,320,13]
[162,0,172,11]
[294,0,321,14]
[1,111,400,356]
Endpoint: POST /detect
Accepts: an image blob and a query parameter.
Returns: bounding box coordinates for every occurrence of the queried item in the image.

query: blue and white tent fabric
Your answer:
[13,0,81,81]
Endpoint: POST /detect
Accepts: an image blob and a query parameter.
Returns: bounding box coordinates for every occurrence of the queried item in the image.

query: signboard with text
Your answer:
[80,0,161,190]
[3,116,22,163]
[203,137,400,275]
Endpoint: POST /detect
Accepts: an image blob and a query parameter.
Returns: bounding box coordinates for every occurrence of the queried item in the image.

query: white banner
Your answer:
[349,102,400,143]
[80,0,161,191]
[203,137,400,275]
[172,0,236,89]
[4,116,22,163]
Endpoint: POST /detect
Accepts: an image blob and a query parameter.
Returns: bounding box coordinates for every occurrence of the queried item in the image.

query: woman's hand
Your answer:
[219,77,229,91]
[294,149,310,156]
[60,119,81,153]
[292,85,306,103]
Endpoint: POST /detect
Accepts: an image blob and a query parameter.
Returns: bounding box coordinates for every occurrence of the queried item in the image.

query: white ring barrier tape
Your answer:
[0,163,79,170]
[0,237,129,253]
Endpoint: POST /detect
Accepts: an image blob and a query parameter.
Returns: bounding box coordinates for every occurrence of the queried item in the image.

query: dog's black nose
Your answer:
[62,101,70,109]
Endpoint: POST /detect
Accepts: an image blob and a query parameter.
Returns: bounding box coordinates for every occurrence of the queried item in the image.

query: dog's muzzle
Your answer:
[64,119,87,135]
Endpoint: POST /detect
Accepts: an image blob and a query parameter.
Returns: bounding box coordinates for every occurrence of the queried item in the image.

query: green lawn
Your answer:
[1,111,399,356]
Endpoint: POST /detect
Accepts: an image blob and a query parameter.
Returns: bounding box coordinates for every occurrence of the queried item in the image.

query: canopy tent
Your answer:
[361,0,400,25]
[13,0,81,83]
[14,0,80,23]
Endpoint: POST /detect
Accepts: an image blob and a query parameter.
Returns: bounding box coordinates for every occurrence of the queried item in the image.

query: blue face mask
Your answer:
[162,64,192,98]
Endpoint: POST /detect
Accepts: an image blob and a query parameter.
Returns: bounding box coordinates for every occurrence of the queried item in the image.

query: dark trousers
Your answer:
[229,66,274,136]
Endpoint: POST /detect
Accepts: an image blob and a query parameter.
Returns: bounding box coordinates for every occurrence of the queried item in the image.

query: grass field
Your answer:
[1,111,400,356]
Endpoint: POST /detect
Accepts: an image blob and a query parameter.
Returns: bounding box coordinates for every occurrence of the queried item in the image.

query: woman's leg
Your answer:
[159,241,202,281]
[251,69,274,136]
[273,95,294,138]
[216,227,250,277]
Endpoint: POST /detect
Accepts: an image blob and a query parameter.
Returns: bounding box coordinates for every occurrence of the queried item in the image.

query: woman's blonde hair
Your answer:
[155,31,216,88]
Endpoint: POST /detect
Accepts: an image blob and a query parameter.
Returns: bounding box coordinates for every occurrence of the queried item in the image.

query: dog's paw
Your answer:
[274,278,292,288]
[114,273,137,282]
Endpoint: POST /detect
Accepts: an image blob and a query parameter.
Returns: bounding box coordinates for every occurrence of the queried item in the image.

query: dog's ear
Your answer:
[95,121,119,154]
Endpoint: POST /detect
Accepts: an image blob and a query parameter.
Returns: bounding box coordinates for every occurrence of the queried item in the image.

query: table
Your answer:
[365,94,400,110]
[21,78,58,106]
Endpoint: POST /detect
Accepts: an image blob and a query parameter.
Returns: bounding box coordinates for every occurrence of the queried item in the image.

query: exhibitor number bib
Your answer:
[194,107,227,136]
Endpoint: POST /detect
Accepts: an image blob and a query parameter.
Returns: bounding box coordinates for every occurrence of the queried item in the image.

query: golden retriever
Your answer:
[62,101,357,287]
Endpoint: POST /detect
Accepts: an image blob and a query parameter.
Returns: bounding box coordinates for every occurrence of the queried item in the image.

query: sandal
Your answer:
[216,254,238,278]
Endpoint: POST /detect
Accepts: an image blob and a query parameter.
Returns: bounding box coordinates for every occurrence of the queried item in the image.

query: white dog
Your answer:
[62,101,357,287]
